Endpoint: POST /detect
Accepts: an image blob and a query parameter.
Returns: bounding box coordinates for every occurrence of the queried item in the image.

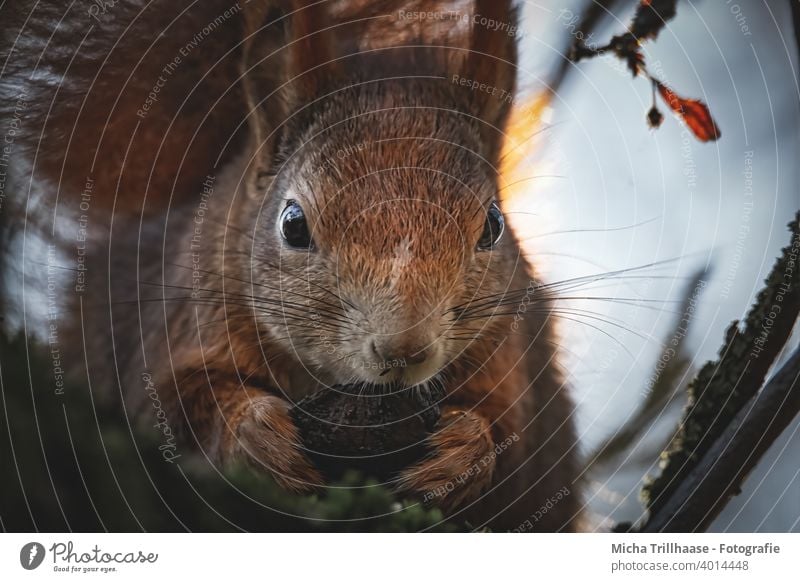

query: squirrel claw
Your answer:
[395,408,495,512]
[227,395,323,493]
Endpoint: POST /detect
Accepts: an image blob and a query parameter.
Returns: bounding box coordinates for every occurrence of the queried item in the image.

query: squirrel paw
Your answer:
[395,408,495,511]
[226,395,323,493]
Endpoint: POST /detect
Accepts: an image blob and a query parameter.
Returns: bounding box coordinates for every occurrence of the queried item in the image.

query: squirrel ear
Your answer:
[242,0,339,157]
[284,0,340,102]
[461,0,518,159]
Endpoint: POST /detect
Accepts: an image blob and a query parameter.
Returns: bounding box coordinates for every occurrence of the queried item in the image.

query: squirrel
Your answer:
[1,0,582,531]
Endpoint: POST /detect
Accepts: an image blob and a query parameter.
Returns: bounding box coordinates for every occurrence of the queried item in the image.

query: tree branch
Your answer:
[791,0,800,64]
[638,211,800,531]
[641,347,800,532]
[563,0,720,141]
[544,0,624,99]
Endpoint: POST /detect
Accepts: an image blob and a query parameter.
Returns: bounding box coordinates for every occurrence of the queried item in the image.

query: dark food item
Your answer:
[292,383,444,480]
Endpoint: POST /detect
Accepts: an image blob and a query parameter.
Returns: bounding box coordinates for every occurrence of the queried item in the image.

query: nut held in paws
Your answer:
[291,382,444,480]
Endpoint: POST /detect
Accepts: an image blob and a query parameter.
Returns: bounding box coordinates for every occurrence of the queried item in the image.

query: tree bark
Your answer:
[641,348,800,532]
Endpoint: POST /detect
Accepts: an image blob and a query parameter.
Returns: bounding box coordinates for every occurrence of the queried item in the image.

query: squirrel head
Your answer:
[241,0,525,388]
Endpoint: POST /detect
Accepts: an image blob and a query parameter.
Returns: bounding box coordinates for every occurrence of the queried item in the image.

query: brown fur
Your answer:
[1,0,581,531]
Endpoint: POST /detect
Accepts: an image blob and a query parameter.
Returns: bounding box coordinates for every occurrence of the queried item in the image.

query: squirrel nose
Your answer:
[372,339,429,366]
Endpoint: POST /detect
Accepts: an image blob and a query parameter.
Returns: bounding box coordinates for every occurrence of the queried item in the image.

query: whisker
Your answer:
[498,174,566,194]
[521,216,661,241]
[248,256,358,311]
[163,263,355,314]
[544,314,636,360]
[136,279,353,327]
[449,287,532,313]
[534,256,684,291]
[498,122,561,165]
[150,281,346,316]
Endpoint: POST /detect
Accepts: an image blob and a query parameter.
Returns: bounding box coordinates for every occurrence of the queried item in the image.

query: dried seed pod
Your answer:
[647,105,664,129]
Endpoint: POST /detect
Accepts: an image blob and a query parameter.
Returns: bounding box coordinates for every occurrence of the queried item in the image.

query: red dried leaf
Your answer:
[656,81,721,142]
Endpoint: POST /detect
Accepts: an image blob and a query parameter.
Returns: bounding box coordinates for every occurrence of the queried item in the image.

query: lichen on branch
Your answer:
[642,211,800,514]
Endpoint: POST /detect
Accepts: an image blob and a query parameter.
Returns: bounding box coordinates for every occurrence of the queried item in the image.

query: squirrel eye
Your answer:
[477,202,504,250]
[280,201,313,249]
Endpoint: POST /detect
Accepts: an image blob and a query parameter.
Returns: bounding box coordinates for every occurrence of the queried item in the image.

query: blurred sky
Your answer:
[511,0,799,531]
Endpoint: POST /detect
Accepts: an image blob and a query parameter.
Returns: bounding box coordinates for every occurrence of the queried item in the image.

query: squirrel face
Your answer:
[248,81,516,388]
[233,0,519,389]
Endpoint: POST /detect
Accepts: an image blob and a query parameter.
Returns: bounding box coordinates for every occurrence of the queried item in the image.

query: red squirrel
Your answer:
[1,0,581,531]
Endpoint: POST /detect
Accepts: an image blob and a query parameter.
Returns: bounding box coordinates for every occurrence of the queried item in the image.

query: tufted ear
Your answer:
[461,0,518,160]
[284,0,340,102]
[242,0,340,160]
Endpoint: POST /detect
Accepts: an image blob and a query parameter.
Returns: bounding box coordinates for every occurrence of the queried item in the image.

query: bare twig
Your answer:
[566,0,720,141]
[545,0,625,99]
[791,0,800,64]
